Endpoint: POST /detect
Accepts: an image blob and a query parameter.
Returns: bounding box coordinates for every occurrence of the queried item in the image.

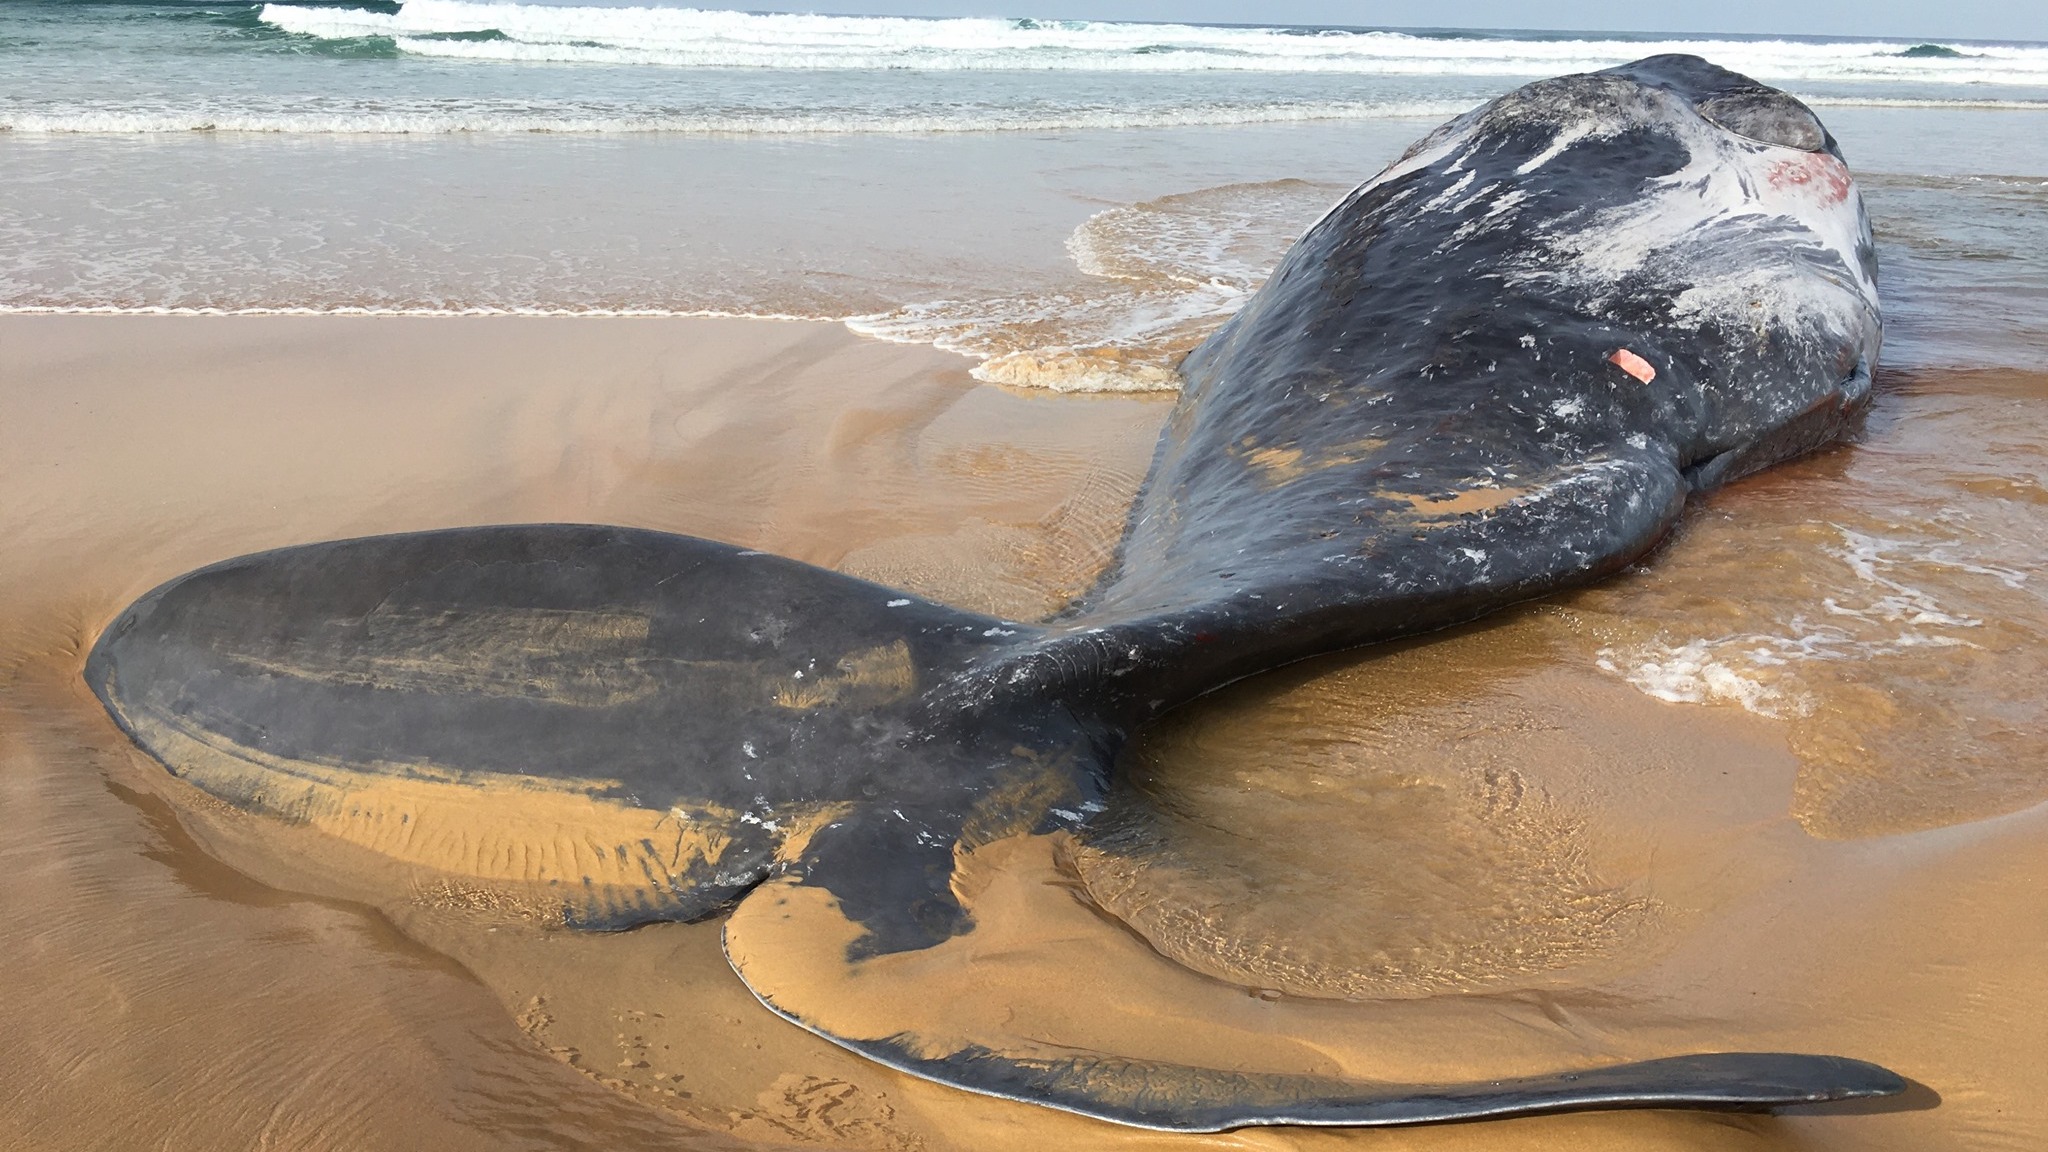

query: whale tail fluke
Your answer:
[84,523,1053,929]
[86,521,1910,1130]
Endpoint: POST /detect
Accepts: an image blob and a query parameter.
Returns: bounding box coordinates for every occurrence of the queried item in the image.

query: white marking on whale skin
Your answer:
[1552,397,1588,419]
[1451,181,1500,215]
[1452,188,1530,243]
[1518,85,1876,350]
[885,598,912,607]
[1489,190,1530,218]
[1420,170,1479,214]
[1309,73,1871,381]
[1516,122,1598,174]
[1446,137,1487,173]
[1299,115,1483,238]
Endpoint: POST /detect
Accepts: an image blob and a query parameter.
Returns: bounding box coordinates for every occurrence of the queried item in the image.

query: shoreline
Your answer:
[0,314,1170,617]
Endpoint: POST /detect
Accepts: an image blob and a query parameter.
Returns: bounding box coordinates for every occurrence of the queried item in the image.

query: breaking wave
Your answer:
[1803,96,2048,110]
[0,99,1468,135]
[254,3,2048,85]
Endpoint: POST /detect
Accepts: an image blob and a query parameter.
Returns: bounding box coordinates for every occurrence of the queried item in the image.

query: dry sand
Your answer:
[1,315,2041,1152]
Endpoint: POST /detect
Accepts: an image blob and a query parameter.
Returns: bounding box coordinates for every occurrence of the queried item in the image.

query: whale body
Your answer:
[86,56,1902,1130]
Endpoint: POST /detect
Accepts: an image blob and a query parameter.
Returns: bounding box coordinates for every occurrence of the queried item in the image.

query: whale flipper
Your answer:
[832,1048,1905,1132]
[721,869,1905,1132]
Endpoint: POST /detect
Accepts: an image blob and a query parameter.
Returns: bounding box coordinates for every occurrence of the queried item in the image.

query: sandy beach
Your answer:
[2,314,2043,1151]
[7,5,2048,1145]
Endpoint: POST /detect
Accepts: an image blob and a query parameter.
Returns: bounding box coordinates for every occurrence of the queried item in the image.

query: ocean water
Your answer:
[4,1,2046,379]
[4,2,2047,803]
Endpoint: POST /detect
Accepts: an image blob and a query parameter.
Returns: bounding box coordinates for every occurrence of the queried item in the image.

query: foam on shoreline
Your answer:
[251,4,2048,85]
[0,100,1470,135]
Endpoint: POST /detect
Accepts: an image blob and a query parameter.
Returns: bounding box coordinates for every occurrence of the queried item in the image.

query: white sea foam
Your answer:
[251,4,2048,86]
[848,179,1341,392]
[1597,525,2017,717]
[1803,96,2048,110]
[4,94,2039,136]
[849,284,1239,393]
[0,99,1468,135]
[1833,526,2028,595]
[1597,639,1803,715]
[0,175,1326,395]
[0,303,819,319]
[12,7,2045,137]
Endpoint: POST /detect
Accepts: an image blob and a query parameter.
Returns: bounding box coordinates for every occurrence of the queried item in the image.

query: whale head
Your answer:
[1343,54,1882,470]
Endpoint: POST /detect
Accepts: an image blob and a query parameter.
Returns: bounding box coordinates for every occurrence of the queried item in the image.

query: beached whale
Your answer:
[87,55,1902,1130]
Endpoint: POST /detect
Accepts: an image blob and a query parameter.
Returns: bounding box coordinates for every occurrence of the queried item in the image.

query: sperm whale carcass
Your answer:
[87,55,1901,1131]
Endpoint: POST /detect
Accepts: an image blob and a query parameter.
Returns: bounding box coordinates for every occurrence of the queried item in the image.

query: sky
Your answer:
[742,2,2048,42]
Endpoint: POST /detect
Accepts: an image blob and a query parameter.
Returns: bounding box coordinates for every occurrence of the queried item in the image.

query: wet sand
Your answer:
[2,315,2043,1151]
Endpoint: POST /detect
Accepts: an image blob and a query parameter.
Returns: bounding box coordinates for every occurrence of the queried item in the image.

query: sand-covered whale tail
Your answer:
[87,522,1905,1130]
[84,523,1077,932]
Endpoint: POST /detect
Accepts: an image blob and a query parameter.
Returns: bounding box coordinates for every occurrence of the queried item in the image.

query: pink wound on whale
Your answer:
[1768,152,1853,204]
[1609,348,1656,384]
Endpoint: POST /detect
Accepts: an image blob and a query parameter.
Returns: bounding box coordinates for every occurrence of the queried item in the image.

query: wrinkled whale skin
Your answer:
[87,55,1900,1131]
